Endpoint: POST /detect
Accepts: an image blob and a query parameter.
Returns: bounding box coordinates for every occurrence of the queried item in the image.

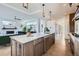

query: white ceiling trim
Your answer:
[1,3,42,16]
[0,3,40,19]
[30,10,41,15]
[0,3,30,15]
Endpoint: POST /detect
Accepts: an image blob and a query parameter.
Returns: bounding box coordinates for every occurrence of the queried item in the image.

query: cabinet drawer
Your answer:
[34,37,44,45]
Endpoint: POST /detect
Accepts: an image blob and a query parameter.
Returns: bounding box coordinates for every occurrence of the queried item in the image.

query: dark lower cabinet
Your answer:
[0,36,10,45]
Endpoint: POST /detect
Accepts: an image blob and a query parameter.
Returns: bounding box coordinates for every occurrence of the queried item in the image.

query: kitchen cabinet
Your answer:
[44,33,55,52]
[75,39,79,56]
[70,38,74,55]
[23,41,34,56]
[50,34,55,45]
[11,40,34,56]
[44,35,50,52]
[11,37,44,56]
[34,37,44,56]
[0,36,10,45]
[68,33,75,55]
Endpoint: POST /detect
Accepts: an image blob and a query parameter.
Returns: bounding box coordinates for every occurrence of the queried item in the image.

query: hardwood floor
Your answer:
[43,37,72,56]
[0,45,11,56]
[0,37,72,56]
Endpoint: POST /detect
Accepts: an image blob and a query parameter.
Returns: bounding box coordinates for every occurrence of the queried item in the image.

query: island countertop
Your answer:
[10,33,53,44]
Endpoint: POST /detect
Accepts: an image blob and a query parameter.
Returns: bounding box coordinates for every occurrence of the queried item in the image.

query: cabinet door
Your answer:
[11,39,18,56]
[44,36,50,52]
[34,38,44,56]
[49,35,53,46]
[23,41,34,56]
[70,38,74,55]
[52,34,55,44]
[48,35,52,48]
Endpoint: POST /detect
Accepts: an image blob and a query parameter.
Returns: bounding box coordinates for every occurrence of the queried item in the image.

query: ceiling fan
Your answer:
[14,16,22,20]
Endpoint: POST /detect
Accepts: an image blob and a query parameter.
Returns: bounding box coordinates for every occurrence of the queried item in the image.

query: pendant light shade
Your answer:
[42,4,45,17]
[69,3,72,7]
[49,11,52,20]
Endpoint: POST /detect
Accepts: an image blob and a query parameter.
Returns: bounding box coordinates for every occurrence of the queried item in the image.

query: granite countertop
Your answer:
[10,33,53,44]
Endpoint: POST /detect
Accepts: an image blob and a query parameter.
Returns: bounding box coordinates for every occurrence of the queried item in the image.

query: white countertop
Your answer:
[10,33,53,44]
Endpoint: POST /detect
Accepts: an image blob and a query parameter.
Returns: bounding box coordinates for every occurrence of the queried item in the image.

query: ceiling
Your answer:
[0,3,78,21]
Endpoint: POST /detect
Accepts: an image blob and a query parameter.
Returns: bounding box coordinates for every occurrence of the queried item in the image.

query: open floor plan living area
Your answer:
[0,3,79,56]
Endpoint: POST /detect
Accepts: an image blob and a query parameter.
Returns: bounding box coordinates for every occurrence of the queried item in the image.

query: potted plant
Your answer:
[22,26,27,33]
[27,26,32,36]
[44,27,50,34]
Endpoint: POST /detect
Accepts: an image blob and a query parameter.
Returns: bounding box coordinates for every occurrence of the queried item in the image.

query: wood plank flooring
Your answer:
[43,39,72,56]
[0,45,11,56]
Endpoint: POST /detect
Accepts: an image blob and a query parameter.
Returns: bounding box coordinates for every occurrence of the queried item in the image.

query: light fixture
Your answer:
[49,11,52,20]
[42,4,45,17]
[23,3,29,9]
[69,3,72,7]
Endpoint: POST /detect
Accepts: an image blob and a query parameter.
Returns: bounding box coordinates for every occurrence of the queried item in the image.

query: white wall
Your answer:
[55,15,69,40]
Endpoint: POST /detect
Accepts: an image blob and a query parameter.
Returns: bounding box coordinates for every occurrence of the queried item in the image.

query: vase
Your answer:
[26,32,31,37]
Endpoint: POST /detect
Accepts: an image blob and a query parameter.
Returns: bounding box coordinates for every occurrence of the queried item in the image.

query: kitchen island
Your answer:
[10,33,55,56]
[69,33,79,56]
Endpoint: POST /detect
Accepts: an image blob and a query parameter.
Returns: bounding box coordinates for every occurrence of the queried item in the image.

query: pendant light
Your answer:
[42,4,45,17]
[49,10,52,20]
[69,3,72,7]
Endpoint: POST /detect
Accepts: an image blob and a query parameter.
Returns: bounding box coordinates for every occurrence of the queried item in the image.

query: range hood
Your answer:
[73,5,79,21]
